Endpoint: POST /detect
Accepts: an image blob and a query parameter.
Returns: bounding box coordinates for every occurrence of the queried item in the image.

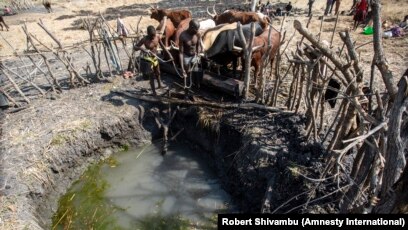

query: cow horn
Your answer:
[233,46,243,52]
[207,6,215,17]
[212,4,218,15]
[252,45,263,52]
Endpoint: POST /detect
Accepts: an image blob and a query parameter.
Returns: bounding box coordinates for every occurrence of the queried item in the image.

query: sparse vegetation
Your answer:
[52,162,122,230]
[198,108,223,135]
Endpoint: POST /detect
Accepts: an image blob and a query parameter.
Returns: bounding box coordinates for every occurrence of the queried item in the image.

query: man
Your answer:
[276,7,282,17]
[285,2,293,15]
[116,14,128,37]
[324,0,333,16]
[353,0,368,30]
[329,0,336,14]
[334,0,341,15]
[4,6,12,15]
[179,19,202,96]
[307,0,315,17]
[134,25,164,95]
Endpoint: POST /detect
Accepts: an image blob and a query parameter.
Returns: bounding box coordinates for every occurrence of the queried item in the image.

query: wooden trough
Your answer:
[159,60,244,98]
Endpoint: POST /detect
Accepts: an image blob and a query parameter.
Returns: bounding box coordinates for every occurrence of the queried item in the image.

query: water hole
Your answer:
[52,142,235,229]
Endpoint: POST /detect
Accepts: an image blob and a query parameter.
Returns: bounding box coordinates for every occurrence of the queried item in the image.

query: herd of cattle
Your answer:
[148,6,281,82]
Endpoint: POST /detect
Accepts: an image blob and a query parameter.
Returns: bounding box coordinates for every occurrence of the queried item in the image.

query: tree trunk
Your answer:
[371,0,397,99]
[375,75,408,213]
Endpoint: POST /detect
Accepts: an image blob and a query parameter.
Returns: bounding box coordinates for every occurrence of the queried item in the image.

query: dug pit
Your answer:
[0,81,322,230]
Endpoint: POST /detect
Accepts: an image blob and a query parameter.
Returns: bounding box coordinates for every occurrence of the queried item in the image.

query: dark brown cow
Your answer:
[249,26,281,86]
[207,6,270,29]
[150,7,192,28]
[0,16,9,31]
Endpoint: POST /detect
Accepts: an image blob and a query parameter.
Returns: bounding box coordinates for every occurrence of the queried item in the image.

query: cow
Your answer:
[149,6,192,28]
[172,18,217,48]
[156,18,176,48]
[198,19,216,32]
[201,22,264,78]
[0,16,9,31]
[250,26,281,86]
[172,18,191,48]
[207,5,270,29]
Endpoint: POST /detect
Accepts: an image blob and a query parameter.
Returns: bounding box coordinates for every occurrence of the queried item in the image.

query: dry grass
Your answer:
[382,0,407,23]
[197,108,223,135]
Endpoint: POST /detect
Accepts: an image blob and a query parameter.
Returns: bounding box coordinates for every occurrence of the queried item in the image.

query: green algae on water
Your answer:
[52,162,123,230]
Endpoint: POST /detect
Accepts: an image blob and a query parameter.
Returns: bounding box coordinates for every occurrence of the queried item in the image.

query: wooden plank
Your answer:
[159,61,244,97]
[202,73,244,97]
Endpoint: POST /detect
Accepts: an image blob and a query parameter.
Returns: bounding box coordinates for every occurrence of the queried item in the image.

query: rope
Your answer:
[137,48,202,91]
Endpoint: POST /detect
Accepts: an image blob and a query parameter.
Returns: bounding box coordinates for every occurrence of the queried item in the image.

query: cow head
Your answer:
[149,6,166,22]
[206,5,218,21]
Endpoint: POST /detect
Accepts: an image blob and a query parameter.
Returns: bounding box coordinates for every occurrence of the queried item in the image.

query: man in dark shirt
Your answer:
[308,0,315,16]
[285,2,293,15]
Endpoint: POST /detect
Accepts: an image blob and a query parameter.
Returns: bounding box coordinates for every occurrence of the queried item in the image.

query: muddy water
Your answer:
[53,143,233,229]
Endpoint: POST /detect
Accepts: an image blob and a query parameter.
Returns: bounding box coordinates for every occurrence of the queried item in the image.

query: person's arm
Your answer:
[133,37,147,53]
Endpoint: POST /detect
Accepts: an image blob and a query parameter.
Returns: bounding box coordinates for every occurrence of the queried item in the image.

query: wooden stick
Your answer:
[341,121,387,144]
[0,87,19,106]
[1,64,45,95]
[371,0,397,99]
[293,20,378,125]
[38,19,63,49]
[339,31,364,83]
[113,89,291,113]
[238,22,255,99]
[318,15,324,41]
[1,69,30,103]
[329,13,340,47]
[379,75,408,202]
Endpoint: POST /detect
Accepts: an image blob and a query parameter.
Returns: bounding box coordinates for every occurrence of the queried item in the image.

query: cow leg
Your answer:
[254,64,259,89]
[269,57,275,80]
[239,56,244,80]
[232,57,238,79]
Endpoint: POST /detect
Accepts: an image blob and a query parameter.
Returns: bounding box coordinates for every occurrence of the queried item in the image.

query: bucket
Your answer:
[0,92,9,108]
[363,26,373,35]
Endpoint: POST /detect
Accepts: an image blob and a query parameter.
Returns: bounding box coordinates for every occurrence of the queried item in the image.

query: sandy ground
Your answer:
[1,0,406,81]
